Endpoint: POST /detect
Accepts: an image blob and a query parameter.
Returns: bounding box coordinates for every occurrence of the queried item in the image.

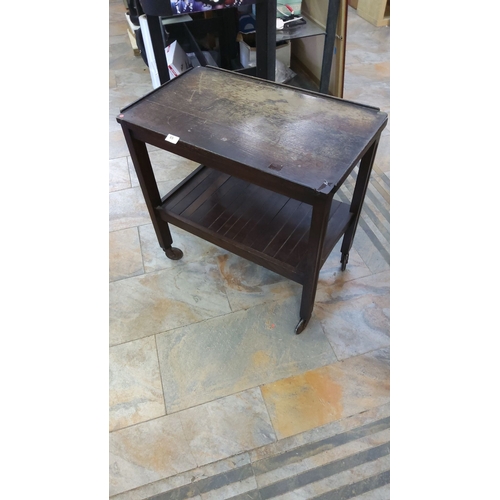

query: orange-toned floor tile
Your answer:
[260,348,389,439]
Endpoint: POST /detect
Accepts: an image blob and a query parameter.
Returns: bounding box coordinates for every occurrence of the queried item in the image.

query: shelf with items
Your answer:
[275,14,327,43]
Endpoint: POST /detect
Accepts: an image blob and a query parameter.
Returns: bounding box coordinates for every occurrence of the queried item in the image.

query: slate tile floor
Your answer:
[109,3,390,499]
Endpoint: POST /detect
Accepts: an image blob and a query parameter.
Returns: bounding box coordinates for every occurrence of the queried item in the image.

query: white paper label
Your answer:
[165,134,180,144]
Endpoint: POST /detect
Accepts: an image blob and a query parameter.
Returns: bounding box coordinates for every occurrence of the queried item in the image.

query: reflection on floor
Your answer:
[109,3,390,499]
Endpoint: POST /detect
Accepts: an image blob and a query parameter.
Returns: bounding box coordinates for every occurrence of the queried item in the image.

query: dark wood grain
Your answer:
[118,67,388,197]
[157,167,353,281]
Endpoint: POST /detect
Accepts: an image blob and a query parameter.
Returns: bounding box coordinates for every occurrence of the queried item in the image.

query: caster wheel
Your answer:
[340,252,349,271]
[165,247,183,260]
[294,318,308,335]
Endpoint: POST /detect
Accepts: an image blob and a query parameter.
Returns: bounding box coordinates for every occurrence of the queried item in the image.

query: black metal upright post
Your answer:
[255,0,277,81]
[319,0,340,94]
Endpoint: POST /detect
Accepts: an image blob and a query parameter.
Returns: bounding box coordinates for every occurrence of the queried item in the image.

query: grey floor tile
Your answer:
[110,128,133,159]
[216,253,301,312]
[354,483,390,499]
[316,271,389,360]
[128,149,200,188]
[109,258,232,346]
[139,224,227,274]
[156,295,336,412]
[109,186,151,232]
[109,336,165,431]
[260,348,389,439]
[249,404,390,463]
[109,414,198,496]
[178,388,276,466]
[109,157,132,192]
[109,227,144,282]
[110,454,251,500]
[352,224,390,274]
[319,242,373,287]
[200,476,258,500]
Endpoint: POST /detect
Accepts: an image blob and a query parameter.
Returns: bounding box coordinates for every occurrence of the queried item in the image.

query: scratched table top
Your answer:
[118,66,387,195]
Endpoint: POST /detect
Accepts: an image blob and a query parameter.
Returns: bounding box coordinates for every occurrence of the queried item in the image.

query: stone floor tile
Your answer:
[155,296,336,412]
[113,67,154,89]
[109,186,151,232]
[178,388,276,467]
[110,33,128,46]
[110,128,132,160]
[216,253,301,311]
[139,223,227,274]
[351,225,390,274]
[260,348,389,439]
[200,476,258,500]
[109,414,198,496]
[109,336,165,431]
[318,242,372,287]
[128,149,200,188]
[110,454,251,500]
[271,455,390,500]
[110,39,146,72]
[110,90,144,119]
[109,157,131,193]
[110,1,127,23]
[249,403,390,463]
[110,21,129,37]
[315,271,389,359]
[109,227,144,282]
[355,483,390,499]
[255,428,389,490]
[109,259,232,346]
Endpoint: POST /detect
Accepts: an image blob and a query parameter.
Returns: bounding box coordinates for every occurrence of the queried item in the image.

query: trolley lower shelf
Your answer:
[156,165,353,284]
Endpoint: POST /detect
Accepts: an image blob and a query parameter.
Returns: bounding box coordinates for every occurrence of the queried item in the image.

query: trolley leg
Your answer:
[296,197,332,334]
[121,126,183,260]
[340,138,380,269]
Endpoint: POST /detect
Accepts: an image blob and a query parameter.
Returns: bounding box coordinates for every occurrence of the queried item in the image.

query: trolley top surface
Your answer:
[117,66,387,196]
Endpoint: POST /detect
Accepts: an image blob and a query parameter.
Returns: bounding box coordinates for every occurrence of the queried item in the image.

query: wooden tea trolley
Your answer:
[117,66,387,334]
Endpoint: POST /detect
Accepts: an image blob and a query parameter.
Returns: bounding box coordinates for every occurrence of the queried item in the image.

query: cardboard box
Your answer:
[239,39,291,68]
[165,40,192,79]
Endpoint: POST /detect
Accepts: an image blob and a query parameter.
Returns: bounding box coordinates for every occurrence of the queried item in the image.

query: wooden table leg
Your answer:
[340,138,380,269]
[295,197,333,334]
[120,126,183,260]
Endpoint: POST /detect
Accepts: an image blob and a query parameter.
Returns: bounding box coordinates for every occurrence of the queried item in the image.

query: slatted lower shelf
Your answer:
[157,166,353,283]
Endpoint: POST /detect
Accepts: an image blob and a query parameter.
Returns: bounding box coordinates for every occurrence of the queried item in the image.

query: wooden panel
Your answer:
[189,176,249,227]
[357,0,389,27]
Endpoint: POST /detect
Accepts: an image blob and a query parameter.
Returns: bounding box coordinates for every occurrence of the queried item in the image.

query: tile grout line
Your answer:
[136,225,146,277]
[256,385,279,448]
[109,290,297,348]
[317,319,341,363]
[153,334,168,418]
